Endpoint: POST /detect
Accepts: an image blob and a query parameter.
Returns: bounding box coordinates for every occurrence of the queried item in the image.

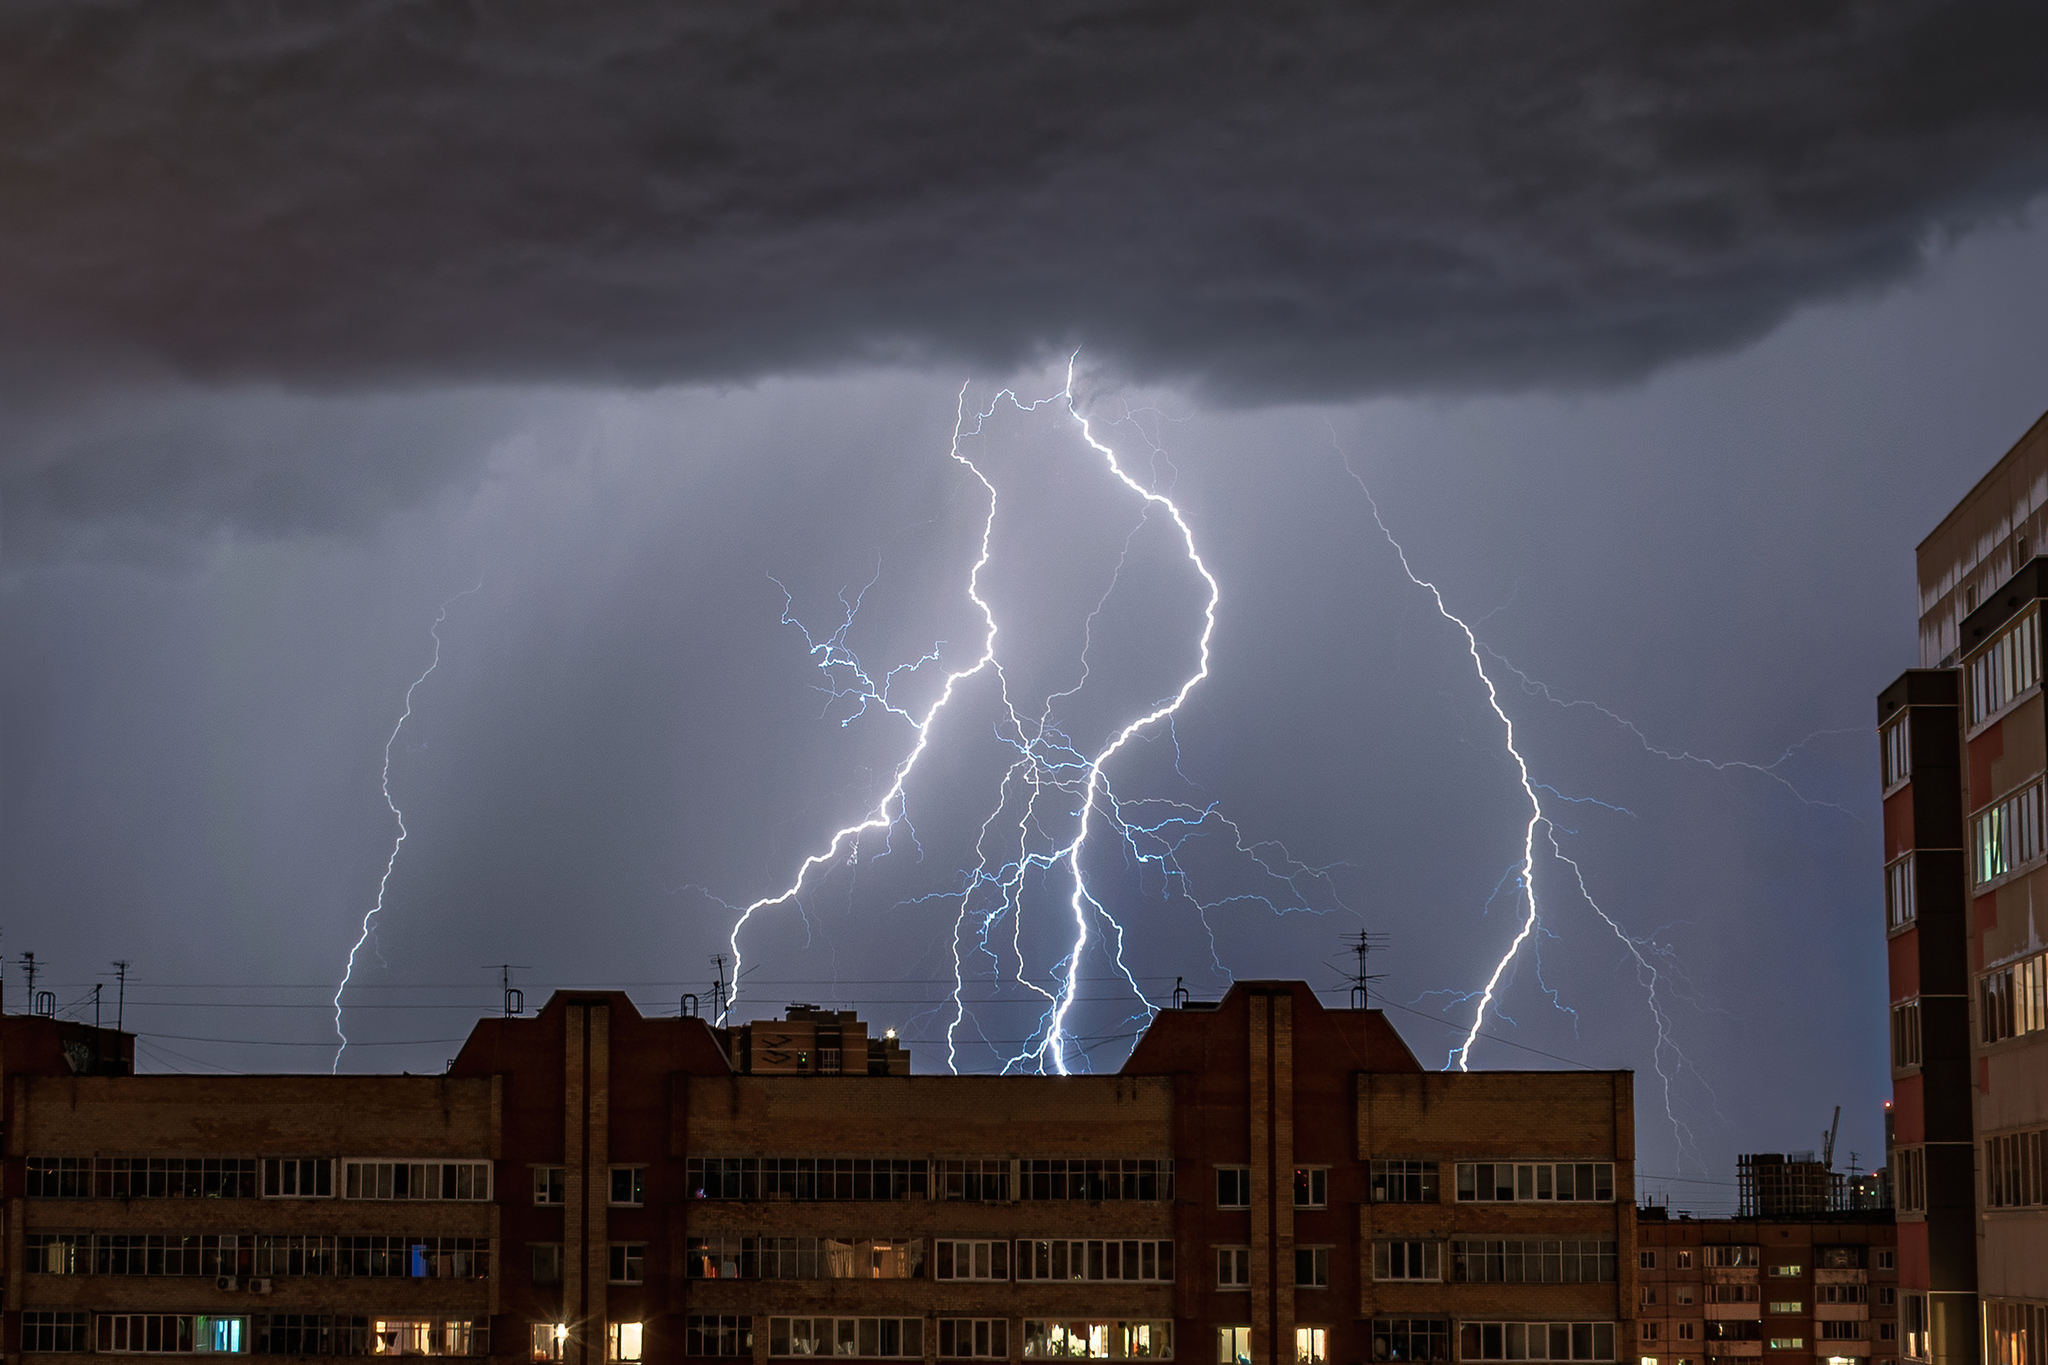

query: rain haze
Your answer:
[7,2,2048,1213]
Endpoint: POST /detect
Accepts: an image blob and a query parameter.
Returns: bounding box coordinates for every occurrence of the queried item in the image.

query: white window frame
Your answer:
[1886,854,1916,933]
[1215,1166,1250,1209]
[1455,1161,1615,1203]
[339,1159,491,1202]
[1372,1239,1440,1282]
[1882,714,1912,792]
[1968,609,2041,729]
[608,1165,645,1207]
[1294,1245,1330,1288]
[259,1159,333,1199]
[1216,1247,1250,1289]
[934,1240,1009,1281]
[1292,1166,1328,1209]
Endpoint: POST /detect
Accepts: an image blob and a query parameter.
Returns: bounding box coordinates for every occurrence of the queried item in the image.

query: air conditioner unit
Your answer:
[249,1278,274,1294]
[216,1276,240,1292]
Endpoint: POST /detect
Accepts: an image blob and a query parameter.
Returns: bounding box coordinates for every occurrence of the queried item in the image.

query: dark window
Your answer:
[1373,1318,1450,1362]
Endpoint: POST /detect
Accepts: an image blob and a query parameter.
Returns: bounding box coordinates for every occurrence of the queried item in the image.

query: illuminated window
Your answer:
[1981,954,2048,1043]
[1973,784,2047,885]
[530,1325,564,1363]
[1219,1328,1252,1365]
[1297,1328,1328,1365]
[607,1323,643,1363]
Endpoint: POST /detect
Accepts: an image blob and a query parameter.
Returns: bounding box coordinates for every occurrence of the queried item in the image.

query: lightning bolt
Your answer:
[332,584,480,1073]
[724,359,1323,1074]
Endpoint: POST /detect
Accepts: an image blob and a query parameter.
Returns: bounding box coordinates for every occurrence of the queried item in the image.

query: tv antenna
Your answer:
[1345,930,1389,1009]
[487,964,531,1017]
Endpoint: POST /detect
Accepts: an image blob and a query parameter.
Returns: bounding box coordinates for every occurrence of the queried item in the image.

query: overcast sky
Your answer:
[7,2,2048,1210]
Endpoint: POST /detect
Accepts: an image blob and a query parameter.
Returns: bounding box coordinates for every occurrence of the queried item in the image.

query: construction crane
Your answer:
[1823,1105,1841,1169]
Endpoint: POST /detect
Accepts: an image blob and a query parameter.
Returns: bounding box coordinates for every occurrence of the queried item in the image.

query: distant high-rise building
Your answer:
[1879,407,2048,1365]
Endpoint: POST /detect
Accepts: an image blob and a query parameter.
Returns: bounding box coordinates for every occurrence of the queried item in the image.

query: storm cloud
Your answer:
[5,0,2048,404]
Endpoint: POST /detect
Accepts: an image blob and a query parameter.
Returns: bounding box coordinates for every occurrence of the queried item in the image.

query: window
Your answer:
[22,1313,90,1352]
[1768,1341,1805,1353]
[262,1159,333,1198]
[1985,1127,2048,1206]
[609,1166,645,1206]
[1703,1244,1758,1268]
[533,1167,564,1205]
[27,1157,258,1200]
[1818,1284,1867,1304]
[1981,953,2048,1043]
[936,1159,1013,1201]
[26,1233,84,1273]
[1675,1250,1692,1269]
[1904,1294,1929,1361]
[1021,1322,1170,1360]
[1217,1167,1251,1208]
[1370,1160,1437,1203]
[1373,1318,1451,1363]
[1451,1239,1617,1283]
[1640,1327,1657,1343]
[688,1317,753,1359]
[341,1161,490,1201]
[1455,1162,1614,1202]
[1707,1286,1759,1304]
[1216,1247,1250,1288]
[530,1245,562,1285]
[252,1317,371,1357]
[1896,1147,1926,1212]
[1294,1167,1328,1208]
[1886,856,1917,932]
[1639,1251,1656,1270]
[1891,1000,1922,1068]
[939,1321,1010,1359]
[608,1244,645,1285]
[683,1235,923,1280]
[1968,609,2039,727]
[1673,1289,1693,1306]
[1457,1323,1616,1362]
[1016,1240,1174,1282]
[686,1157,931,1201]
[1877,1250,1895,1271]
[1639,1289,1656,1307]
[1769,1303,1802,1316]
[935,1240,1009,1281]
[607,1323,643,1363]
[1820,1324,1865,1342]
[1769,1264,1803,1278]
[1676,1325,1694,1342]
[1879,1288,1897,1306]
[1220,1328,1252,1365]
[530,1325,564,1364]
[95,1315,250,1354]
[1882,715,1912,790]
[1374,1240,1440,1281]
[771,1321,925,1359]
[1705,1325,1758,1344]
[1296,1247,1330,1287]
[1881,1323,1899,1342]
[1298,1329,1328,1365]
[1974,782,2048,885]
[1020,1158,1173,1201]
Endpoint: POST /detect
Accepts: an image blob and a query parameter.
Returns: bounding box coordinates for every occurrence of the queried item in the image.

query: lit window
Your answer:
[1219,1327,1252,1365]
[1769,1303,1802,1315]
[1981,953,2048,1043]
[530,1325,565,1364]
[609,1167,645,1207]
[1769,1265,1803,1278]
[1973,782,2047,885]
[608,1323,643,1363]
[1216,1167,1250,1209]
[1297,1328,1327,1365]
[1217,1247,1250,1288]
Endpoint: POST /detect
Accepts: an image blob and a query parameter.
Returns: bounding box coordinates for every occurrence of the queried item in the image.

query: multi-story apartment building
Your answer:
[1880,407,2048,1365]
[1633,1210,1898,1365]
[0,981,1634,1365]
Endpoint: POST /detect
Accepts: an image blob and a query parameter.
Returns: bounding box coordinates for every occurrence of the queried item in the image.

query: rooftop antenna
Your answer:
[1172,977,1189,1009]
[93,984,102,1029]
[488,964,531,1018]
[111,961,129,1032]
[20,953,38,1012]
[711,955,729,1027]
[1346,929,1389,1009]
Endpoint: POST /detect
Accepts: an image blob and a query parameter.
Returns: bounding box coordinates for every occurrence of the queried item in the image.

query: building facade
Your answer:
[0,982,1634,1365]
[1881,407,2048,1365]
[1633,1210,1898,1365]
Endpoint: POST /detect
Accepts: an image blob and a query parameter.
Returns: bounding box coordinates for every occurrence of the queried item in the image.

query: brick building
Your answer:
[1633,1210,1898,1365]
[0,981,1634,1365]
[1880,407,2048,1365]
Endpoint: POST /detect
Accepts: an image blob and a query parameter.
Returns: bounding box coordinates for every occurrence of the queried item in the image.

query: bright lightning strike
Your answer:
[332,585,480,1073]
[723,360,1329,1074]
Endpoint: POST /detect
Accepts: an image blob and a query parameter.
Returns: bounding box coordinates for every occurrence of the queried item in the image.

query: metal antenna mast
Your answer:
[1346,929,1389,1009]
[111,961,129,1032]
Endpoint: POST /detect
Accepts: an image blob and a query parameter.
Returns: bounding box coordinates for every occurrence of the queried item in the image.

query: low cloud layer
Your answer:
[5,0,2048,404]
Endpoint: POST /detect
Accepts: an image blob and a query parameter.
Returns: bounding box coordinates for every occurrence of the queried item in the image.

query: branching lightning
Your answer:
[332,585,480,1073]
[721,359,1337,1074]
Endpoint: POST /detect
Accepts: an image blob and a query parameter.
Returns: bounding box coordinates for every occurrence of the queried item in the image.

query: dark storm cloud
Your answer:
[4,0,2048,406]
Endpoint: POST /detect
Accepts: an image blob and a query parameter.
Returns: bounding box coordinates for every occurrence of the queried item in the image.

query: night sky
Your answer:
[7,2,2048,1214]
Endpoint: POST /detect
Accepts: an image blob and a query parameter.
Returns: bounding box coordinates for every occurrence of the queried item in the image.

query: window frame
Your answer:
[608,1166,646,1208]
[1215,1166,1250,1210]
[608,1243,646,1286]
[1215,1247,1250,1290]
